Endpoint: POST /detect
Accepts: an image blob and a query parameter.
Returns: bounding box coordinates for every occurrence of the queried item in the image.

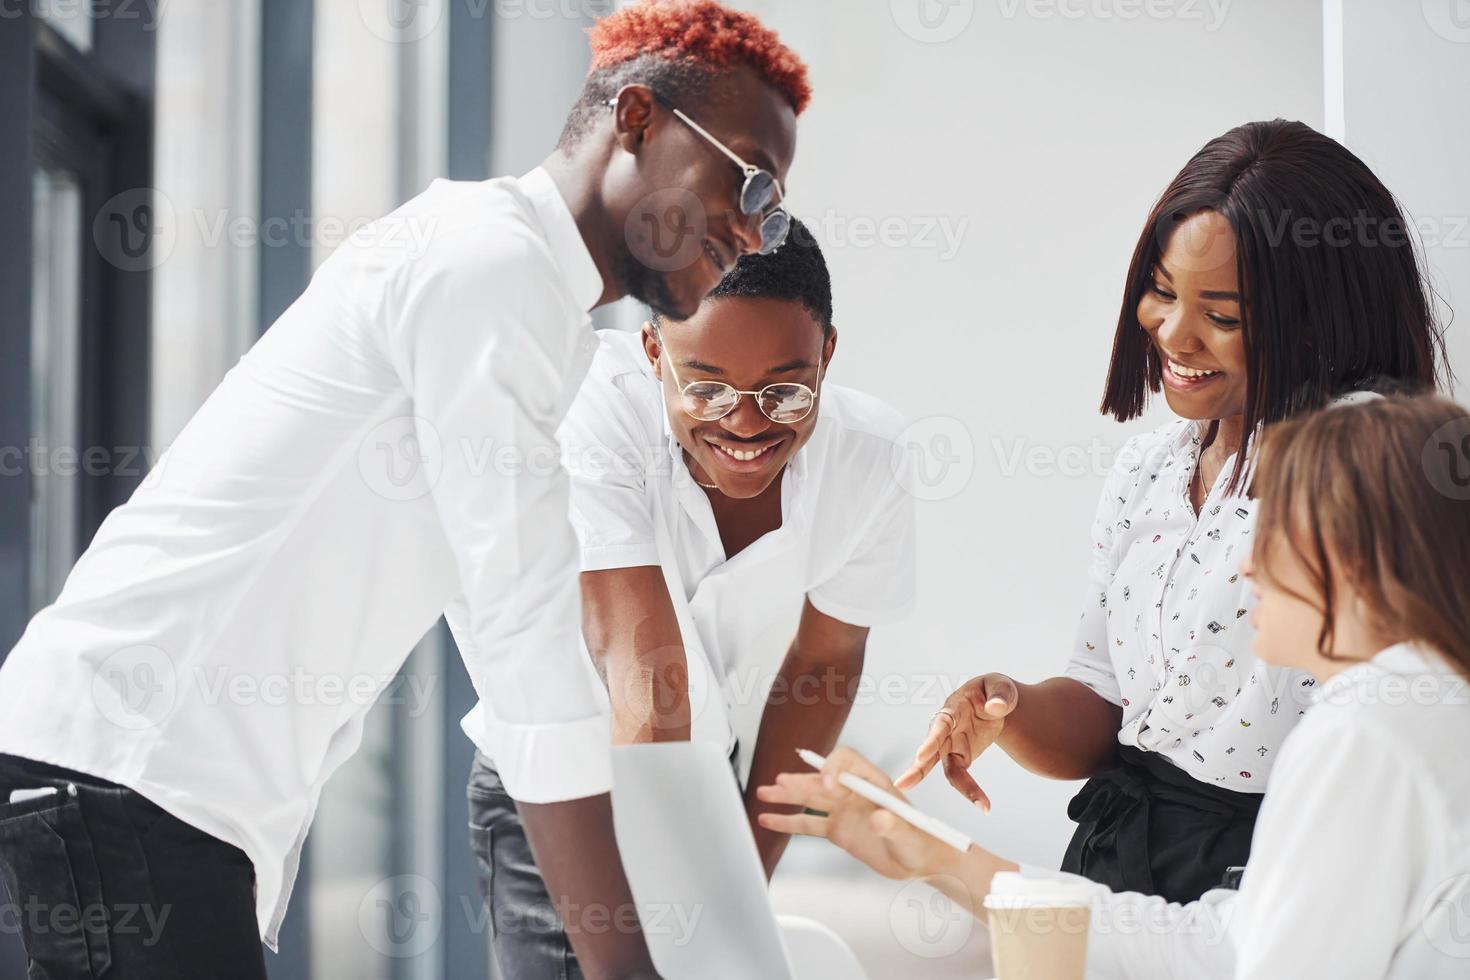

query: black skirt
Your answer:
[1060,745,1262,904]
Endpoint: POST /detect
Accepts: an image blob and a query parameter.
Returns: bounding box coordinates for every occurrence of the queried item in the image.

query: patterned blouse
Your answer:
[1064,419,1318,793]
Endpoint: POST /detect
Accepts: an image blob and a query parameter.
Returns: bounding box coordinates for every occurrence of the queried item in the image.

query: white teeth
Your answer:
[714,442,773,462]
[1170,360,1220,379]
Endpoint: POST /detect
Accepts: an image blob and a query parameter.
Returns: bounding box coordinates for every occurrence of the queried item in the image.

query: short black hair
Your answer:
[655,217,833,332]
[1102,119,1448,491]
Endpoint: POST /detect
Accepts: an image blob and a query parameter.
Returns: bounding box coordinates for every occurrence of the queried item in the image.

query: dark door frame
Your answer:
[0,13,155,977]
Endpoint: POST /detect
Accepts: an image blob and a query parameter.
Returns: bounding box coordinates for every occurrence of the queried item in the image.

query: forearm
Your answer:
[517,794,660,980]
[601,642,691,743]
[996,677,1121,779]
[743,646,864,878]
[581,568,690,743]
[925,845,1021,921]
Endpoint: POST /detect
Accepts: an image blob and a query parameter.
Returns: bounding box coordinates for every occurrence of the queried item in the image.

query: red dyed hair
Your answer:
[587,0,811,114]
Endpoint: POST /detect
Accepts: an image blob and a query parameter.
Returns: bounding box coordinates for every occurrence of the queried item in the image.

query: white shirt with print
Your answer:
[1064,419,1316,792]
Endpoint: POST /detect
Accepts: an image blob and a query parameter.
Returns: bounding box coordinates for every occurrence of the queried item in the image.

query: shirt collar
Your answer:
[518,167,604,314]
[1367,641,1443,675]
[1315,641,1446,704]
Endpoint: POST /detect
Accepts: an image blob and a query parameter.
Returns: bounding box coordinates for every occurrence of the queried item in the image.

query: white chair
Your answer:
[777,914,870,980]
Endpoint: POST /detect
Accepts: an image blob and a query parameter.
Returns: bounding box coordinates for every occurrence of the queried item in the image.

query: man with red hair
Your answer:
[560,0,811,319]
[0,2,807,978]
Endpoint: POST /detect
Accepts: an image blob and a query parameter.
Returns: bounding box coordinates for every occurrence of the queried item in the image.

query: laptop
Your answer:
[610,741,807,979]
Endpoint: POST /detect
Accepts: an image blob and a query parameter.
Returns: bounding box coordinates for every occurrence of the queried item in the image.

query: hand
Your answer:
[754,746,958,882]
[895,673,1019,810]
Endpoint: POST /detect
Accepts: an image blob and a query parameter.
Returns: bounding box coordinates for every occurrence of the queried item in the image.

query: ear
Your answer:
[610,84,657,154]
[822,325,839,369]
[641,320,663,381]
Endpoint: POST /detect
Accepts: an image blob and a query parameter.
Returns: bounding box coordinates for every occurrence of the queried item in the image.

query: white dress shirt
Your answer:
[0,168,612,947]
[1064,419,1315,792]
[1042,642,1470,978]
[461,329,917,783]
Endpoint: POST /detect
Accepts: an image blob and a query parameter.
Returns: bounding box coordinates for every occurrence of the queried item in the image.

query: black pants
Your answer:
[0,754,265,980]
[1060,745,1261,904]
[468,753,586,980]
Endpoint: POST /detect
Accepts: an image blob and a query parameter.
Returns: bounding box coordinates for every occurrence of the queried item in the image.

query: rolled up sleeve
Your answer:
[396,232,610,803]
[807,477,916,628]
[557,356,662,573]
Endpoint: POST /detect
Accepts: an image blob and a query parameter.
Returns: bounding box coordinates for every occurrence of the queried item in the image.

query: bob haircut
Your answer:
[1101,119,1448,490]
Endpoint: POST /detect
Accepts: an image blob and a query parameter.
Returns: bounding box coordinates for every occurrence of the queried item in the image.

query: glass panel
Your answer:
[307,0,400,970]
[310,0,399,271]
[29,165,84,613]
[308,639,447,980]
[307,5,450,980]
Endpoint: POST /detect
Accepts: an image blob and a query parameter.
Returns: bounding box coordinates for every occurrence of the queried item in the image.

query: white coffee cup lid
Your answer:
[983,871,1095,909]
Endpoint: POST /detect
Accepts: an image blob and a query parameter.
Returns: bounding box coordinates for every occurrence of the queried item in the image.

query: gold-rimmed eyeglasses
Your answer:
[656,326,823,424]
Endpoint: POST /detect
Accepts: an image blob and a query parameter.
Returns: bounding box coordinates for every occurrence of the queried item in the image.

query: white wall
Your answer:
[489,6,597,177]
[1339,0,1470,396]
[491,3,644,339]
[736,0,1326,876]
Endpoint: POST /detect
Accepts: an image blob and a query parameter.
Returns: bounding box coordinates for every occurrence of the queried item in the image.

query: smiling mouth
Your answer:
[1163,357,1223,386]
[706,437,782,465]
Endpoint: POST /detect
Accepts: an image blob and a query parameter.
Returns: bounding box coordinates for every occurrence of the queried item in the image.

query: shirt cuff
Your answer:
[460,705,613,804]
[1063,660,1124,707]
[579,542,661,573]
[806,589,915,629]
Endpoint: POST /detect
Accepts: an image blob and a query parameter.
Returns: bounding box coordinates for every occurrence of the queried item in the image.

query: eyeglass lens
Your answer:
[681,382,813,423]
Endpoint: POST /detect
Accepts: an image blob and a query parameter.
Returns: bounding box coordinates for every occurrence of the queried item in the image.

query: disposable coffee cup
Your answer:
[983,872,1093,980]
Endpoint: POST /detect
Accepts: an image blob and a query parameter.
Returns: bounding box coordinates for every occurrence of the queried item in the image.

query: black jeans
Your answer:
[0,755,265,980]
[1060,745,1262,904]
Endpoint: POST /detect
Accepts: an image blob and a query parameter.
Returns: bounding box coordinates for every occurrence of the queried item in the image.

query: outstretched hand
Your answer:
[755,746,958,882]
[894,673,1019,810]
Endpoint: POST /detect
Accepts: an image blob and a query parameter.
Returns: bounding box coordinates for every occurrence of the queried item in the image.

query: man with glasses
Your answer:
[464,220,917,979]
[0,3,808,978]
[612,89,792,258]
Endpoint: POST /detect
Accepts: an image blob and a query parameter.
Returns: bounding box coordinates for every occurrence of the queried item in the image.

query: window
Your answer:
[306,4,452,979]
[28,164,84,612]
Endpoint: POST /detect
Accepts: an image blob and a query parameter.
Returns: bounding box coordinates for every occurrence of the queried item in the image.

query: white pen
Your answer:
[796,748,974,854]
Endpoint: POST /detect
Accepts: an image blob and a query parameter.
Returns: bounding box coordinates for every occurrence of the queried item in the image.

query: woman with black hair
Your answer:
[893,119,1450,903]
